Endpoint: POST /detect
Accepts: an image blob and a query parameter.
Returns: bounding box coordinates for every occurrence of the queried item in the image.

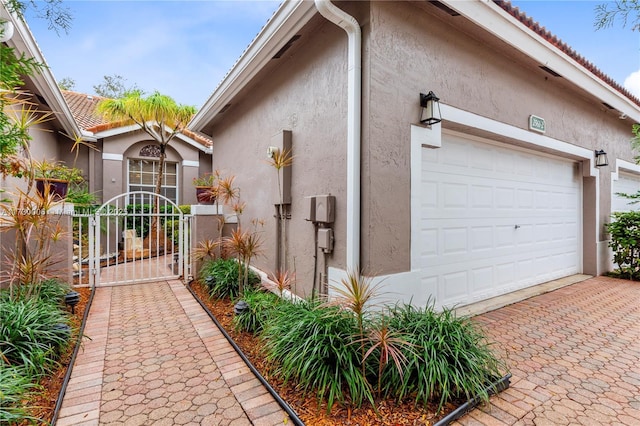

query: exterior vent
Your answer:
[218,103,231,114]
[272,35,301,59]
[540,66,562,77]
[35,94,49,107]
[429,1,460,16]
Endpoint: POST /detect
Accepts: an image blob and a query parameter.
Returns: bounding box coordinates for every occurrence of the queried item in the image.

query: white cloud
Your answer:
[624,71,640,98]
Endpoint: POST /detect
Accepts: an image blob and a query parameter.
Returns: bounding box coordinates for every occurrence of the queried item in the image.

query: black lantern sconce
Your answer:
[419,91,442,126]
[64,291,80,314]
[594,150,609,167]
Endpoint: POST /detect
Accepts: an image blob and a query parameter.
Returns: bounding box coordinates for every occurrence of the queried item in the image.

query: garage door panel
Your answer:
[421,134,581,309]
[423,179,577,214]
[612,172,640,213]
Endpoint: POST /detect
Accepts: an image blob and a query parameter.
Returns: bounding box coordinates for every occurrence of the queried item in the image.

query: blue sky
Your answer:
[25,1,281,107]
[24,1,640,108]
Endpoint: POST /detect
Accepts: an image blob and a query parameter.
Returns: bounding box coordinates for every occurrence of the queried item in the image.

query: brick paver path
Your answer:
[455,277,640,425]
[57,280,291,425]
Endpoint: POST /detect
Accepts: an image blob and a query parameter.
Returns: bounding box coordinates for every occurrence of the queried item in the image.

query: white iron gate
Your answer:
[73,191,192,287]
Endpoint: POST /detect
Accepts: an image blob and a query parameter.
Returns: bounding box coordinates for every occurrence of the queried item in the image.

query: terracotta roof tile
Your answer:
[495,0,640,108]
[61,90,212,148]
[61,90,109,129]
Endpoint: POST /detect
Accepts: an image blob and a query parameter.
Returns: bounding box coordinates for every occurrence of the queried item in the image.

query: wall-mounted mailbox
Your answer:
[315,194,335,224]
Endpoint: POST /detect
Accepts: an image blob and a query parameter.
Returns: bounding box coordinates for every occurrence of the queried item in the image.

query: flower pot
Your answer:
[195,186,216,204]
[36,179,69,201]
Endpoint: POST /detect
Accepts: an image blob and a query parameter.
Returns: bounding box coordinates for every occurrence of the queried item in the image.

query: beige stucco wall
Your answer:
[0,119,76,288]
[202,1,638,297]
[101,131,208,206]
[206,16,355,296]
[366,1,636,270]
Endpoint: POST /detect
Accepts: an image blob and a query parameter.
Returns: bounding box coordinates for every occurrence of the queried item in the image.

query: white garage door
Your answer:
[612,172,640,213]
[420,133,581,309]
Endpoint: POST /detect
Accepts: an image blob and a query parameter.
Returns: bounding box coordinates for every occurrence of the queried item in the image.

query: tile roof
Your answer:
[61,90,212,147]
[495,0,640,108]
[61,90,109,130]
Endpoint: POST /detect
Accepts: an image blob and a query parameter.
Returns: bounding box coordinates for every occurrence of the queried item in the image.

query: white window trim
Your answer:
[127,159,180,204]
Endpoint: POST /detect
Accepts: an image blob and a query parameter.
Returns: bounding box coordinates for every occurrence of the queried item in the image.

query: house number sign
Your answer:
[529,115,546,134]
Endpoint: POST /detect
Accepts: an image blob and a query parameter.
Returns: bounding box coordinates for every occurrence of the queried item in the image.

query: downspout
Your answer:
[314,0,361,272]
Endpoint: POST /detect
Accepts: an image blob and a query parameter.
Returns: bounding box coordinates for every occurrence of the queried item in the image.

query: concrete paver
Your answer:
[59,275,638,425]
[454,276,640,425]
[57,280,291,425]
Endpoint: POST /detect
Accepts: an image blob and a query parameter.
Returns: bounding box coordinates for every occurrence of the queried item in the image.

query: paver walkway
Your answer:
[57,280,291,426]
[455,276,640,425]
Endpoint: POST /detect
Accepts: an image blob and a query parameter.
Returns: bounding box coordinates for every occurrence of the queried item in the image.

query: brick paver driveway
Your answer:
[456,276,640,425]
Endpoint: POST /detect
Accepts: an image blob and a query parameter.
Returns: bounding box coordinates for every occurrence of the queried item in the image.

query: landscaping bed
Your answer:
[190,280,453,425]
[190,261,509,426]
[1,284,91,425]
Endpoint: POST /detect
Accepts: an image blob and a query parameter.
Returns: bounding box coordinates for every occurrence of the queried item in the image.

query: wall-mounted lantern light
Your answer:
[420,91,442,126]
[595,150,608,167]
[0,21,15,43]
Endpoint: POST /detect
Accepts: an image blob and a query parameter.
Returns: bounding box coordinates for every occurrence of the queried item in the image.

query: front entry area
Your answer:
[420,132,582,309]
[73,191,191,287]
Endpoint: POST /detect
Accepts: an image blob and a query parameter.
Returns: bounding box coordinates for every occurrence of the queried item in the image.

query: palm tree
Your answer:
[97,91,196,254]
[97,90,196,197]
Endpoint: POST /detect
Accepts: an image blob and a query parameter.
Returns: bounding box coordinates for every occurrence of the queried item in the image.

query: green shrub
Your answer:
[261,300,373,411]
[0,278,70,304]
[383,303,505,410]
[199,258,260,299]
[0,297,72,376]
[0,365,37,424]
[232,287,280,333]
[606,210,640,279]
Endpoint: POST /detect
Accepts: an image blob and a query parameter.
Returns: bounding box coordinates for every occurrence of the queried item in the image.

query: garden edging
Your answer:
[51,286,96,425]
[186,281,305,426]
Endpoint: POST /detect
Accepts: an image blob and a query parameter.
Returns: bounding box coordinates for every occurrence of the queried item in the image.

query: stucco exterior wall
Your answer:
[365,1,636,268]
[100,131,206,206]
[206,18,354,296]
[201,1,639,298]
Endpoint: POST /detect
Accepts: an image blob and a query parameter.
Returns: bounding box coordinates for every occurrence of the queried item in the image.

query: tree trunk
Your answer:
[143,144,167,256]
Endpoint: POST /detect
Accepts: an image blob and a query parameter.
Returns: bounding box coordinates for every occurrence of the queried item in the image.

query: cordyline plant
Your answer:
[209,171,240,258]
[358,317,414,398]
[0,187,67,300]
[193,239,219,262]
[329,270,384,377]
[224,219,264,296]
[266,269,294,297]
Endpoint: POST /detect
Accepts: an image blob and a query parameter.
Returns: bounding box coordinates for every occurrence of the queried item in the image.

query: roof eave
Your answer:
[189,0,317,131]
[2,6,87,141]
[445,0,640,122]
[93,122,212,153]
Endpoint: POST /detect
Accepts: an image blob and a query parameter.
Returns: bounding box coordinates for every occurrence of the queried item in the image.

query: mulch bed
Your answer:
[190,281,458,426]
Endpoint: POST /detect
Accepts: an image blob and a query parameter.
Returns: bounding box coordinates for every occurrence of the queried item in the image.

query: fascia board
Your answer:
[190,0,317,130]
[94,122,211,154]
[174,131,211,153]
[3,6,86,140]
[444,0,640,123]
[92,123,143,138]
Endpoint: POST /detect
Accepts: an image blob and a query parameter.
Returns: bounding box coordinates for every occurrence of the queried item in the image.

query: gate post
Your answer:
[189,204,238,276]
[88,215,98,288]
